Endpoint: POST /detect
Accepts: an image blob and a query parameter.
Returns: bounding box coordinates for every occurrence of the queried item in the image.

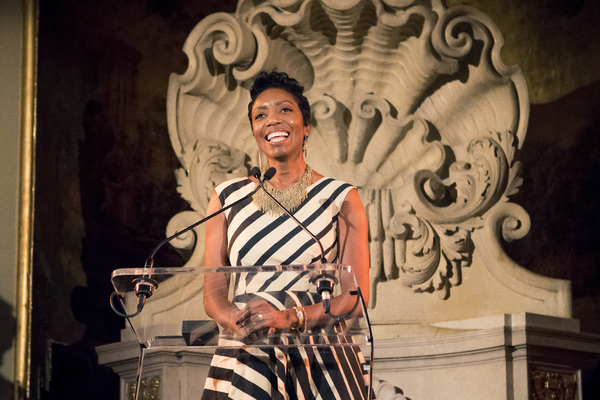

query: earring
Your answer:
[257,146,263,171]
[303,136,308,159]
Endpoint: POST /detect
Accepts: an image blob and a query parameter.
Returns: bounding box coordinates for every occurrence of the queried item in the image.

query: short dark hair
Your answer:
[247,70,311,127]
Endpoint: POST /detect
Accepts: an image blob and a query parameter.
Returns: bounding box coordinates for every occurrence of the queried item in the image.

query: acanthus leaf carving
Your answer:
[387,202,475,300]
[170,139,249,265]
[176,139,249,214]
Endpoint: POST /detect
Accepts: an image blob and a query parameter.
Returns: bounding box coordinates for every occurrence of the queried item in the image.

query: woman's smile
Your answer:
[266,131,289,142]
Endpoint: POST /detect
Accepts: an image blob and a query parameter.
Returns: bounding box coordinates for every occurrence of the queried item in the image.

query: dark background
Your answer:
[32,0,600,398]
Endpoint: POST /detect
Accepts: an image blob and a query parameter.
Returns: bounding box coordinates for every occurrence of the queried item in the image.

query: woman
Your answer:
[201,71,371,399]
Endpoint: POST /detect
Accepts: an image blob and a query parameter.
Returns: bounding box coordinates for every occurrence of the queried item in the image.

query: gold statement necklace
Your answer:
[253,165,313,216]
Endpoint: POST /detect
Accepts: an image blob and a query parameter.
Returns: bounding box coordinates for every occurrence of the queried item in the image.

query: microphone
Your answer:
[111,166,265,318]
[255,167,337,313]
[263,167,276,181]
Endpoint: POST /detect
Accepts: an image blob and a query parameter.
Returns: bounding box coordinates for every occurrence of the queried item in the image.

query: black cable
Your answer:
[114,295,146,400]
[110,291,143,318]
[133,342,145,400]
[354,286,374,400]
[325,288,361,320]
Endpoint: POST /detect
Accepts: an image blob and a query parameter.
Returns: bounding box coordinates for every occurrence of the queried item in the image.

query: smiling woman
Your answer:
[200,71,372,399]
[252,87,309,174]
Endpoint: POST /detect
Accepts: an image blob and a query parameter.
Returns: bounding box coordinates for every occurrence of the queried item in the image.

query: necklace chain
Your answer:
[253,165,313,216]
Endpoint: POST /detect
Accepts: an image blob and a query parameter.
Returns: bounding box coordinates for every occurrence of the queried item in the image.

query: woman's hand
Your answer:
[235,300,297,336]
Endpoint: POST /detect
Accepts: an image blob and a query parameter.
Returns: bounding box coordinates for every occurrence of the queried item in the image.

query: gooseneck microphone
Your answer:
[111,166,268,318]
[145,166,264,269]
[255,167,339,314]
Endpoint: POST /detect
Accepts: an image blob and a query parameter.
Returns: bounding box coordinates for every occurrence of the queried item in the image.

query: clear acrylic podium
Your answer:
[111,264,373,400]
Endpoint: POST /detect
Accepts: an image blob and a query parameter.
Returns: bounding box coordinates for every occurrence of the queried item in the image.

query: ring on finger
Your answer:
[257,312,263,321]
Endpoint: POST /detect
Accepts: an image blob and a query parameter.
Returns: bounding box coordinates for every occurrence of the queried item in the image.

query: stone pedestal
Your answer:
[97,338,213,400]
[374,313,600,400]
[98,313,600,400]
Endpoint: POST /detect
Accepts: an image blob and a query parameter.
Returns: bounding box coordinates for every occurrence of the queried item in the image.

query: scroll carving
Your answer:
[167,0,531,302]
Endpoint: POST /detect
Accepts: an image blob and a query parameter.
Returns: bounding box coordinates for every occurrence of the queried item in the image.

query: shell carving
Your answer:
[167,0,529,303]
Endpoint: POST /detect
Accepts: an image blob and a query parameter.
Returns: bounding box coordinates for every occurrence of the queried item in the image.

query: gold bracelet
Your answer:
[291,306,300,332]
[292,306,306,333]
[298,307,305,333]
[291,307,306,333]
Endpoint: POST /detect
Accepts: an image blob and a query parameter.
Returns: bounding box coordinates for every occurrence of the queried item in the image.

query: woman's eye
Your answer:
[254,113,265,120]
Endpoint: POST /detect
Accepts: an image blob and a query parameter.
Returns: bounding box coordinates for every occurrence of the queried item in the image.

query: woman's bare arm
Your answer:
[202,190,241,332]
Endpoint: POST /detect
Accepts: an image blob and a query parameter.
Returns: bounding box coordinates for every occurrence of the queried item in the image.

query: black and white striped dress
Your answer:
[201,176,370,400]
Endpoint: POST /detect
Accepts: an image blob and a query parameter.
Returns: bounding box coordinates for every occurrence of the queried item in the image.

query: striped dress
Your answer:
[201,176,370,400]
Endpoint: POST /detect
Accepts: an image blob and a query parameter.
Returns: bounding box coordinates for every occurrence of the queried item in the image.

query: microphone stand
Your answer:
[110,167,266,319]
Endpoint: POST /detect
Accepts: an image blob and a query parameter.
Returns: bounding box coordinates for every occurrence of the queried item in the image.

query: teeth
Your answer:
[267,131,288,141]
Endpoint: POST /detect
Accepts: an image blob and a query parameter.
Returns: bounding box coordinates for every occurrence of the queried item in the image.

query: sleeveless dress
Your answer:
[201,176,371,400]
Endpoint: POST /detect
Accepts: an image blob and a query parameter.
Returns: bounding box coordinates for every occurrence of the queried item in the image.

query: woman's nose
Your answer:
[265,112,281,125]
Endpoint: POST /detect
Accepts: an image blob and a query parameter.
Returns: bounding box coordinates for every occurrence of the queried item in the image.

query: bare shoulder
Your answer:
[206,189,223,214]
[341,187,366,215]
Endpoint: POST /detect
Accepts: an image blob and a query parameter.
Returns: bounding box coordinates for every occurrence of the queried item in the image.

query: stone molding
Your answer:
[97,313,600,400]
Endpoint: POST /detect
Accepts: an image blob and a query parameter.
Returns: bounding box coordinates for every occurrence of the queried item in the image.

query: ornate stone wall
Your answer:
[166,0,570,332]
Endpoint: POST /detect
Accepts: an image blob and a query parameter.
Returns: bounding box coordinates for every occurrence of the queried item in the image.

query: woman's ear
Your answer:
[303,123,311,138]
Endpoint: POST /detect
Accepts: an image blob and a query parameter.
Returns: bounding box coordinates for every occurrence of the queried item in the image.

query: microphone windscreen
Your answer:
[264,167,276,180]
[250,166,261,179]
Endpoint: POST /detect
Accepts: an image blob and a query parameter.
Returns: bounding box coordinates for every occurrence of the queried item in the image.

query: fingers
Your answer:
[235,308,262,327]
[235,301,271,327]
[234,306,279,337]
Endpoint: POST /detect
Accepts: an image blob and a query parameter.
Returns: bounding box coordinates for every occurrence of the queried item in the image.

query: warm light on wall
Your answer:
[14,0,37,398]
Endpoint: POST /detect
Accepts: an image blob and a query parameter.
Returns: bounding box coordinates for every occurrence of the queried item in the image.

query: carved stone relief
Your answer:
[166,0,570,326]
[530,365,578,400]
[127,375,160,400]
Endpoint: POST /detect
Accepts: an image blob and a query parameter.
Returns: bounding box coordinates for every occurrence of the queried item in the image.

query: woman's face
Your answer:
[251,88,310,164]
